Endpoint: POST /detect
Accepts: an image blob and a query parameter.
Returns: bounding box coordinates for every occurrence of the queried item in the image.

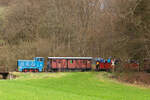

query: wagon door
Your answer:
[52,59,57,69]
[82,60,87,70]
[62,59,67,70]
[76,60,80,70]
[87,60,92,70]
[57,59,62,71]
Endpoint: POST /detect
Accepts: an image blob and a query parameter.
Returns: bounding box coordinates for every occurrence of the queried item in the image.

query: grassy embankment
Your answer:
[0,72,150,100]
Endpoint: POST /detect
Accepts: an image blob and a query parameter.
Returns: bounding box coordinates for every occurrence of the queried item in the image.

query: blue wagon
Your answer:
[17,57,45,72]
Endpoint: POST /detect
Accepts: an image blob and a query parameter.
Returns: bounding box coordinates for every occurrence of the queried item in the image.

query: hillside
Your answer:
[0,0,149,70]
[0,72,150,100]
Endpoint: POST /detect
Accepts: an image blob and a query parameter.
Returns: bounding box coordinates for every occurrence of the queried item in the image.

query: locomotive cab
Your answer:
[34,57,45,72]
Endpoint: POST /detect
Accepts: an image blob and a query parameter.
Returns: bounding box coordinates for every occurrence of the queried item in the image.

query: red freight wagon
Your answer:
[47,57,93,71]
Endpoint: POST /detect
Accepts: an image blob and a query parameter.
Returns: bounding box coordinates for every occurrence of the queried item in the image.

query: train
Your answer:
[17,57,114,72]
[17,57,141,72]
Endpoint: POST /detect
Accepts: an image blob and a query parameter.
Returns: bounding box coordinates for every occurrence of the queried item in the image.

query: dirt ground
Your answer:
[112,72,150,86]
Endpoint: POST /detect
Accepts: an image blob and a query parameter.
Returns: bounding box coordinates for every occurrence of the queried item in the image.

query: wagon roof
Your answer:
[48,57,93,60]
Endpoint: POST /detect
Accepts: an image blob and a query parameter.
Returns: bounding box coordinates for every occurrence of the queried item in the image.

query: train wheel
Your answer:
[35,69,39,72]
[33,69,36,72]
[16,69,18,72]
[25,69,27,72]
[23,69,26,72]
[32,69,34,72]
[29,69,32,72]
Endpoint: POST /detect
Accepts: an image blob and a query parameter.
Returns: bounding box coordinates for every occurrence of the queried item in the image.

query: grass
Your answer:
[0,72,150,100]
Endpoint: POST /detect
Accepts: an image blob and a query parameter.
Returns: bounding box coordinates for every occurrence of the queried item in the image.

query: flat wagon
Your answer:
[95,58,112,71]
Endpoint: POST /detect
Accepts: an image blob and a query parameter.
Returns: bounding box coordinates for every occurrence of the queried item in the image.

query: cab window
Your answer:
[38,58,44,62]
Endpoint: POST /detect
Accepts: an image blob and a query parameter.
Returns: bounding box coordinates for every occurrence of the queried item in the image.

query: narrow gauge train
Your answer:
[17,57,93,72]
[17,57,141,72]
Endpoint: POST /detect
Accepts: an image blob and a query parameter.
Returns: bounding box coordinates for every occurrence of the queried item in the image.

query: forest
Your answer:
[0,0,149,70]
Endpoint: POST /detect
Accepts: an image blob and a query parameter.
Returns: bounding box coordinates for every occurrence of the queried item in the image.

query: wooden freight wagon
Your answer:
[124,60,139,71]
[47,57,93,72]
